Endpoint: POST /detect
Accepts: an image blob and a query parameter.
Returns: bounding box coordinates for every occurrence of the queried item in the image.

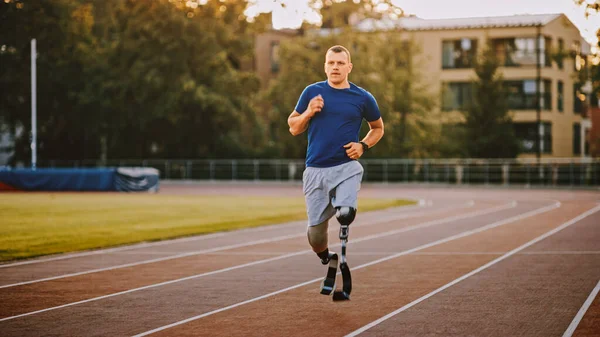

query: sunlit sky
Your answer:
[245,0,600,47]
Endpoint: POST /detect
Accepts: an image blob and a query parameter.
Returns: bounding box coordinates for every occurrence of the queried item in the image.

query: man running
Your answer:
[287,45,384,270]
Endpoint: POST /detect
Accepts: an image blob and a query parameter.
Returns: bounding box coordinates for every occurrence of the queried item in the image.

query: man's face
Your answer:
[324,50,352,85]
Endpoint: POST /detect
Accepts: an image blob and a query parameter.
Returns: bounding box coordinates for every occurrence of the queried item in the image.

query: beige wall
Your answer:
[406,15,586,157]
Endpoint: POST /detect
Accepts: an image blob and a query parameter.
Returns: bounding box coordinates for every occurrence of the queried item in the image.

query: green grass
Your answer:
[0,193,415,262]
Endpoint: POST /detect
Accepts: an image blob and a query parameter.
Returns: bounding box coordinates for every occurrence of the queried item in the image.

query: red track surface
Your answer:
[0,183,599,337]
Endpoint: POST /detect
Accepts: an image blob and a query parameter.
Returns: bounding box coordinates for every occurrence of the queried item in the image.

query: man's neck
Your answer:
[327,79,350,89]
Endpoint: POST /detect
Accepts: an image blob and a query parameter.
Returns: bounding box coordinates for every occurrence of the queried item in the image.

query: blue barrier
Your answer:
[0,168,159,192]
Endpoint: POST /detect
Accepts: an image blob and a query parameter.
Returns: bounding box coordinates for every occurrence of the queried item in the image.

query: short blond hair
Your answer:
[327,45,351,63]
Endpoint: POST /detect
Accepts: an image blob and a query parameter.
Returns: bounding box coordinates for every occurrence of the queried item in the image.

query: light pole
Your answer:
[31,39,37,170]
[535,25,541,162]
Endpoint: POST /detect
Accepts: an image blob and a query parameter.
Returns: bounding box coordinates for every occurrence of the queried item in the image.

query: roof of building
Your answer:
[307,13,590,52]
[355,13,563,32]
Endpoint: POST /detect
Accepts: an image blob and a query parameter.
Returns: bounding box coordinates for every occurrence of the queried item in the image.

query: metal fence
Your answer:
[35,158,600,188]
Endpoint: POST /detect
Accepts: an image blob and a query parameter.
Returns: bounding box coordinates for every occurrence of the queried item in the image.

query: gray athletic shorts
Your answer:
[302,161,364,227]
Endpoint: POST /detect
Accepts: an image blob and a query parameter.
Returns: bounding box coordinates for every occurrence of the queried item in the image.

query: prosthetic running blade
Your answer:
[332,261,352,301]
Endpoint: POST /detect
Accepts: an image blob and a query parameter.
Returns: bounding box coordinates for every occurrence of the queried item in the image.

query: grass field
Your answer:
[0,193,415,262]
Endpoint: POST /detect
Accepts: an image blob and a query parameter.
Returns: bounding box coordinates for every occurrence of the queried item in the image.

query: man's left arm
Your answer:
[343,118,384,159]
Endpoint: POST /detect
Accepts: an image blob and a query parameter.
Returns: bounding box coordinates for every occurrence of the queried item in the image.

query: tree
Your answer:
[460,44,520,158]
[1,0,269,163]
[0,0,101,164]
[574,0,600,17]
[311,0,404,28]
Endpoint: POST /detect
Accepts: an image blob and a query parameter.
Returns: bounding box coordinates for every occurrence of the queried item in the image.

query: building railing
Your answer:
[507,93,552,111]
[32,158,600,188]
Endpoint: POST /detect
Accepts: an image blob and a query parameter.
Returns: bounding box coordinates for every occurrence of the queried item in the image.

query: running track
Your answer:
[1,183,599,336]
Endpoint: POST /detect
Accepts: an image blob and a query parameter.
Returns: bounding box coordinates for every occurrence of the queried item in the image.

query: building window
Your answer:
[543,80,552,110]
[557,81,564,112]
[573,41,582,71]
[544,37,552,68]
[493,37,549,67]
[270,41,280,73]
[573,123,581,155]
[442,82,472,111]
[514,122,552,154]
[505,80,551,110]
[574,83,584,114]
[557,38,564,69]
[442,38,477,69]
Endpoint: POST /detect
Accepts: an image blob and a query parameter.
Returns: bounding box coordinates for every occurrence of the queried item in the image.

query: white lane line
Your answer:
[333,251,600,256]
[563,280,600,337]
[131,201,559,337]
[0,234,301,289]
[202,252,504,256]
[0,200,471,288]
[0,200,509,321]
[414,251,600,256]
[340,251,600,256]
[0,200,429,269]
[520,251,600,255]
[0,252,310,323]
[346,203,599,337]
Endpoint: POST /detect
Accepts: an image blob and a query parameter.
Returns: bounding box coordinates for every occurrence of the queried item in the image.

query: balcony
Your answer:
[507,93,552,111]
[493,37,551,68]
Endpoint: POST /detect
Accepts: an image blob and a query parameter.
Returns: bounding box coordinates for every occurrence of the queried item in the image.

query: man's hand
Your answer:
[343,142,364,160]
[306,95,324,117]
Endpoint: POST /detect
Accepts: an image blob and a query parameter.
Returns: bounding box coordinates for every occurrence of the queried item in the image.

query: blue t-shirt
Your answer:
[294,81,381,168]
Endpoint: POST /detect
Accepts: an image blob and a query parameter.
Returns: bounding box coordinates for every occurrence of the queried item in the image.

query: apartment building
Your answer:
[255,13,594,158]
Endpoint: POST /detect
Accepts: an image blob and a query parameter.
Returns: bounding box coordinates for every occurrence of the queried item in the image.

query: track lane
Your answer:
[0,201,497,320]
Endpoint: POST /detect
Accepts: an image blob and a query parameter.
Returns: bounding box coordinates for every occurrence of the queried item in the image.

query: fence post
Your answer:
[253,160,259,181]
[209,161,215,181]
[455,164,463,185]
[383,160,388,183]
[485,163,489,185]
[165,160,170,179]
[231,160,236,181]
[288,162,297,181]
[502,164,509,186]
[570,161,574,187]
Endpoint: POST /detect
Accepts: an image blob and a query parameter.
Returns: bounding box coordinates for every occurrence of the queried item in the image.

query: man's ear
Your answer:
[348,63,353,73]
[324,63,327,74]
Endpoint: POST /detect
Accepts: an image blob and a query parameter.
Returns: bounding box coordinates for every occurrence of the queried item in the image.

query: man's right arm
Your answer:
[288,110,312,136]
[288,94,323,136]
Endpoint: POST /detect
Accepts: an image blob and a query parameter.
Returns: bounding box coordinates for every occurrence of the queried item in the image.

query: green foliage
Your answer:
[460,44,520,158]
[0,0,268,163]
[263,28,439,159]
[310,0,404,28]
[574,0,600,17]
[1,0,100,162]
